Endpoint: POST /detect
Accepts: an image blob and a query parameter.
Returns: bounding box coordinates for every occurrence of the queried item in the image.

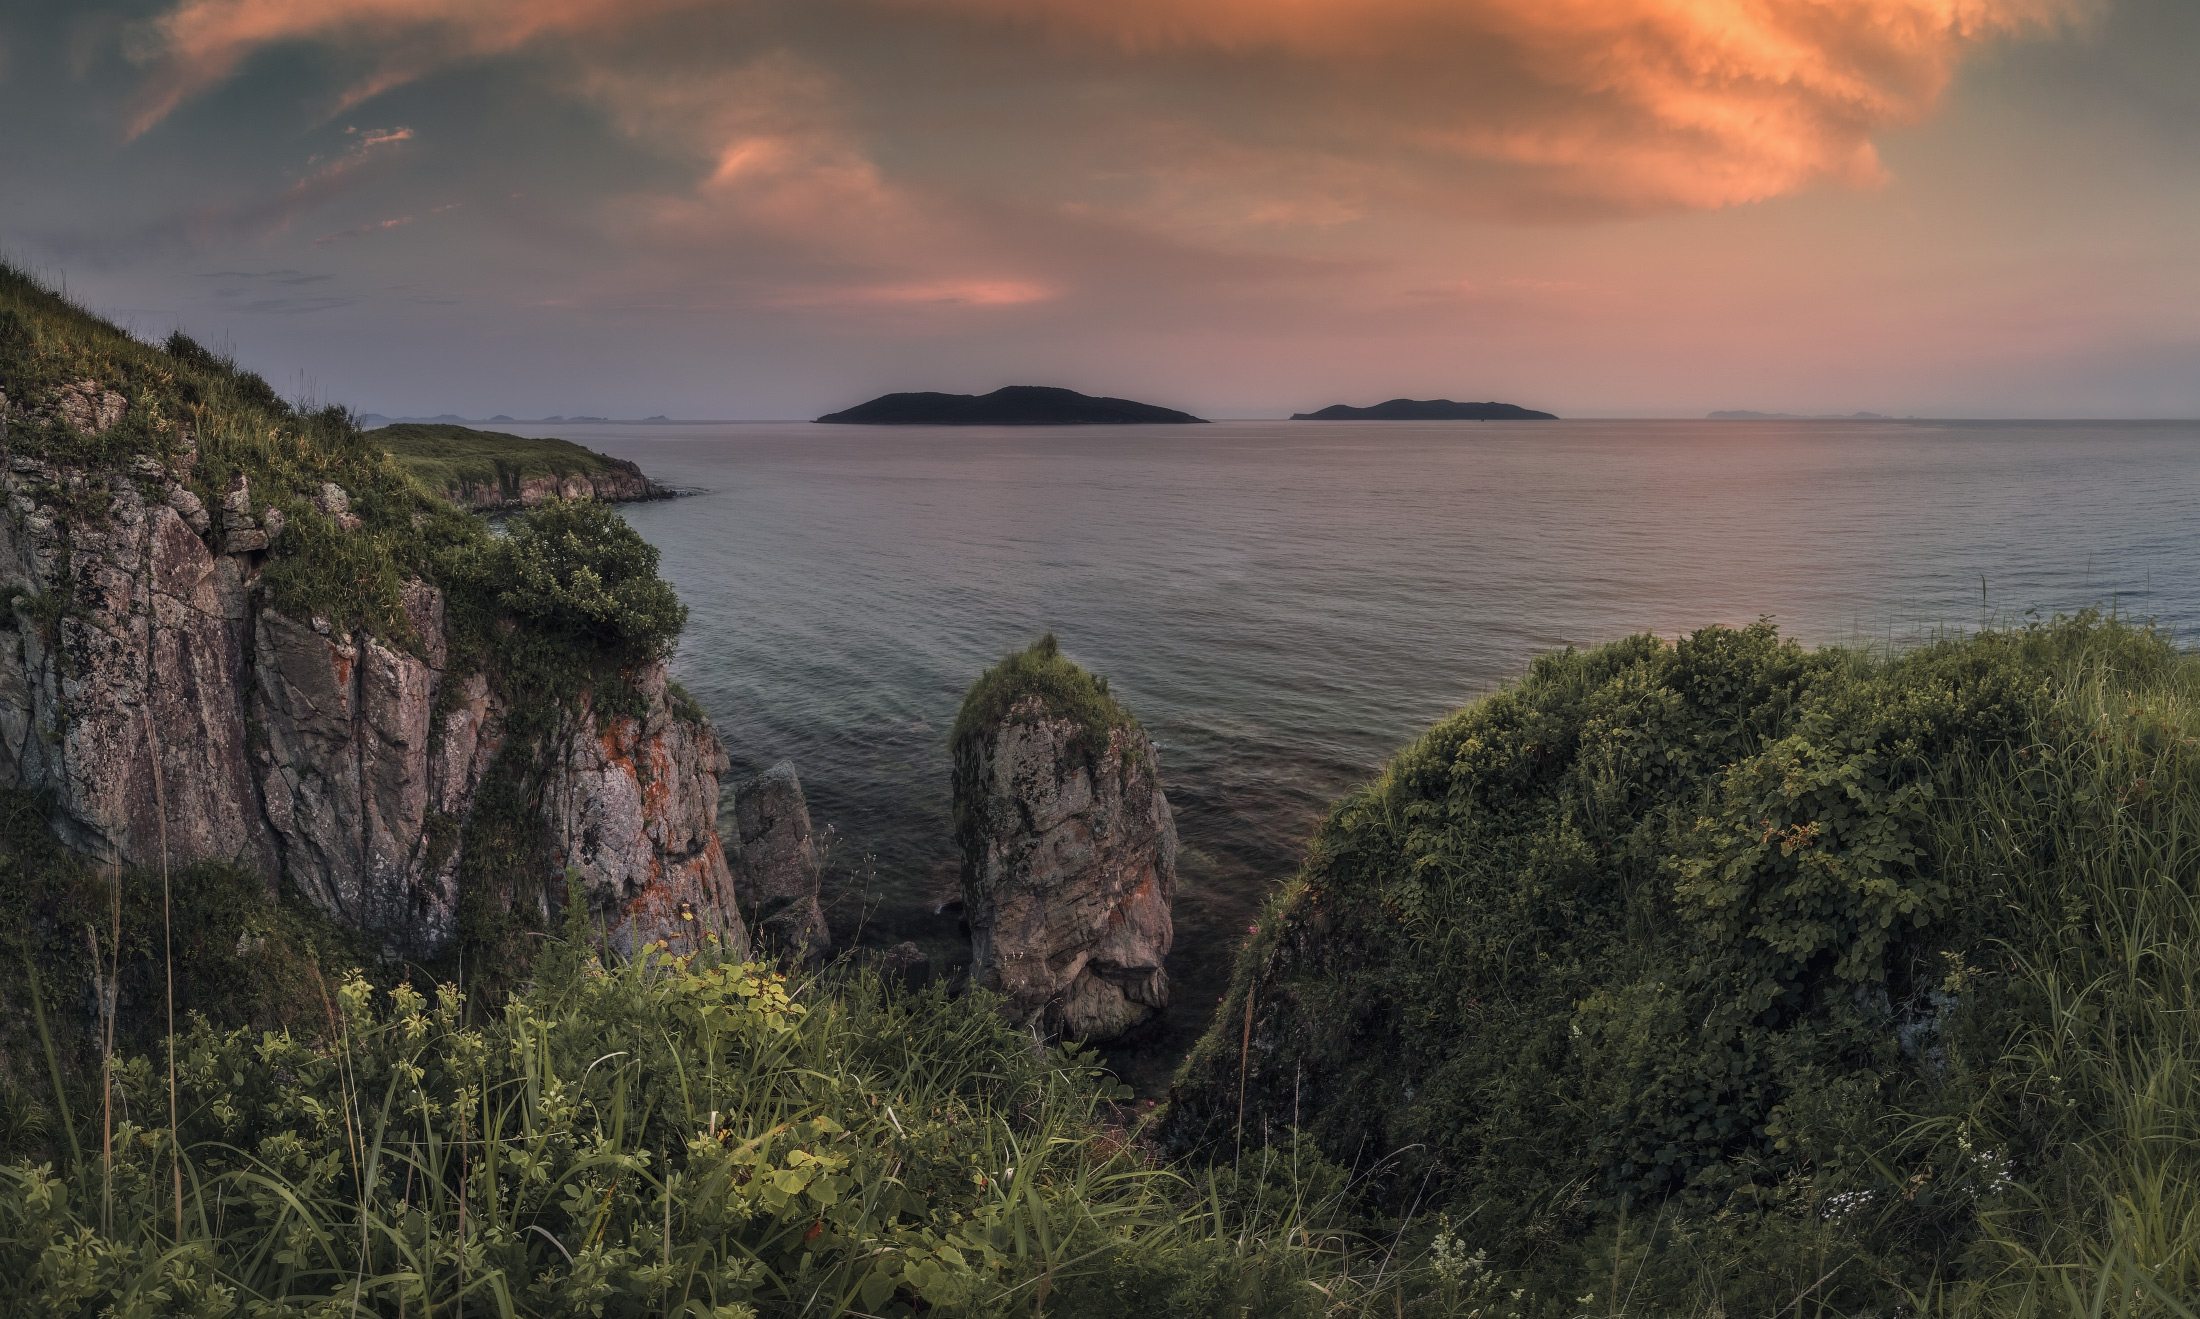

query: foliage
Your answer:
[1165,612,2200,1315]
[486,497,687,666]
[0,886,1445,1317]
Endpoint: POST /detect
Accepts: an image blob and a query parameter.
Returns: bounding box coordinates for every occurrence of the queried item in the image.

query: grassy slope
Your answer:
[1167,613,2200,1315]
[376,422,641,500]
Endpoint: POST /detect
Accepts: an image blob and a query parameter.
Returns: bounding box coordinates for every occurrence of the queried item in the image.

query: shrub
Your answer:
[490,497,687,665]
[1165,613,2200,1314]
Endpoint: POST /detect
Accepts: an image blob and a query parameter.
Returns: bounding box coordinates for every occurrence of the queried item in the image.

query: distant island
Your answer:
[1708,410,1892,420]
[1290,398,1557,421]
[817,385,1205,425]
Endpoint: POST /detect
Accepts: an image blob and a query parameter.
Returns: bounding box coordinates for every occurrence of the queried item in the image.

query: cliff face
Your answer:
[439,463,657,512]
[955,691,1175,1042]
[0,387,738,962]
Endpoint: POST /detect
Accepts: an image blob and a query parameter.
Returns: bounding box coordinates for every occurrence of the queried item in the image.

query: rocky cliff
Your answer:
[953,637,1174,1042]
[0,274,740,964]
[440,463,657,512]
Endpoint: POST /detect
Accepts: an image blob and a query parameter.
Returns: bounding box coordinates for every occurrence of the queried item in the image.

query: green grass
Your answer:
[376,423,641,505]
[0,877,1442,1317]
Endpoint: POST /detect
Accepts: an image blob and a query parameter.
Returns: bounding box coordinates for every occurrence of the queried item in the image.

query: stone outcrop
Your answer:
[724,760,830,963]
[0,383,741,961]
[541,665,742,957]
[954,688,1176,1042]
[439,462,659,513]
[0,424,279,883]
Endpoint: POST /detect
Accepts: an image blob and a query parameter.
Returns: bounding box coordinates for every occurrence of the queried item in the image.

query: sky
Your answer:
[0,0,2195,419]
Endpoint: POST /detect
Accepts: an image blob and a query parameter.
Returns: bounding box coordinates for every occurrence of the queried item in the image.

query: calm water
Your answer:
[512,418,2200,1082]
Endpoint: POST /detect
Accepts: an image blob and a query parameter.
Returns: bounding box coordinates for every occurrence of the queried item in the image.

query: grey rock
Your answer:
[955,693,1176,1042]
[726,759,830,964]
[0,444,744,966]
[260,506,285,543]
[315,482,350,516]
[539,664,745,958]
[53,381,126,436]
[221,473,251,515]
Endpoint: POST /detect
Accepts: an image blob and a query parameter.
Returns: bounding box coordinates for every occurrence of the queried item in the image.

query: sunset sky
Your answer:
[1,0,2194,418]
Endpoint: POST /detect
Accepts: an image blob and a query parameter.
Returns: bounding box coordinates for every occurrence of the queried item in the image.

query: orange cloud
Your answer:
[128,0,2082,215]
[896,0,2081,210]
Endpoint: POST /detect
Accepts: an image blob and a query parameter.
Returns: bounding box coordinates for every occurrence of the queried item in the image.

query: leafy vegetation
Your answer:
[1167,612,2200,1315]
[0,878,1443,1317]
[376,423,647,507]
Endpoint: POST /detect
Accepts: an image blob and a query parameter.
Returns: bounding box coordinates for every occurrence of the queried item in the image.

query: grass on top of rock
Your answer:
[1165,611,2200,1316]
[376,422,638,502]
[952,633,1140,768]
[0,263,699,1006]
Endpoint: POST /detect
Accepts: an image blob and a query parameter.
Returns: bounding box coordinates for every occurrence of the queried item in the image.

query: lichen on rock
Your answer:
[953,635,1175,1042]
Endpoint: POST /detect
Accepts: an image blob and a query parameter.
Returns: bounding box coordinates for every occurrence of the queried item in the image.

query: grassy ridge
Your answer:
[376,423,647,505]
[1168,613,2200,1315]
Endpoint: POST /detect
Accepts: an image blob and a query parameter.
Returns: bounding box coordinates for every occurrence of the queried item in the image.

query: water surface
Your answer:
[510,418,2200,1085]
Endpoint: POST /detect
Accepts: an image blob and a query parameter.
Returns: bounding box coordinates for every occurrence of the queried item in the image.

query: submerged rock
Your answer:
[725,759,830,963]
[952,635,1175,1042]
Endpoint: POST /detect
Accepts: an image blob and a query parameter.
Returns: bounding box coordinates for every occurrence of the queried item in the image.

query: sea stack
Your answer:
[727,760,831,964]
[952,635,1175,1041]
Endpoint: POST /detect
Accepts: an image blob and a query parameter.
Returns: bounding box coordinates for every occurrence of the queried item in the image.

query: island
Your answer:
[817,385,1206,425]
[1290,398,1557,421]
[377,422,667,510]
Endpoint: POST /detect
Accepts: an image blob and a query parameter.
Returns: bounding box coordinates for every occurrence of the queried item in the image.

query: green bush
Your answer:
[1165,613,2200,1315]
[489,497,687,665]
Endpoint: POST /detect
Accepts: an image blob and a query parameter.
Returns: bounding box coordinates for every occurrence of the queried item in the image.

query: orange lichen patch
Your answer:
[328,640,355,692]
[637,736,677,816]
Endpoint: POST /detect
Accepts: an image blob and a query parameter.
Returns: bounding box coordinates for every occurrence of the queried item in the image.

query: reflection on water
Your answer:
[510,417,2200,1087]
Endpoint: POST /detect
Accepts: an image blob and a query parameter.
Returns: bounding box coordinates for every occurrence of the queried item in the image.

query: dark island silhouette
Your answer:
[1290,398,1557,421]
[818,385,1205,425]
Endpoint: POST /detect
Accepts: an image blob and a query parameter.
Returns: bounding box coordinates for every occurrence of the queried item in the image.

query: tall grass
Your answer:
[0,882,1437,1317]
[1911,641,2200,1318]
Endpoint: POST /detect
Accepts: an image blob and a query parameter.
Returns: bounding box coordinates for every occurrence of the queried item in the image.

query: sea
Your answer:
[503,417,2200,1087]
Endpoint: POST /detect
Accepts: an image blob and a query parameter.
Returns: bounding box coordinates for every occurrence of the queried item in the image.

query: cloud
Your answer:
[125,0,2084,223]
[126,0,712,136]
[315,215,413,244]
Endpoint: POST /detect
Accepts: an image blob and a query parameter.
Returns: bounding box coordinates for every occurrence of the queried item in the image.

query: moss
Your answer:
[375,422,641,505]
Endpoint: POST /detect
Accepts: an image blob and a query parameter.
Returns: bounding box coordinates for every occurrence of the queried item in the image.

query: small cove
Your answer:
[511,417,2200,1089]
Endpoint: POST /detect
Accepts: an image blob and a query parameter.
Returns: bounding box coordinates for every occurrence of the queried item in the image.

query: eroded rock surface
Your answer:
[955,692,1175,1042]
[0,381,743,961]
[541,666,742,956]
[725,760,829,963]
